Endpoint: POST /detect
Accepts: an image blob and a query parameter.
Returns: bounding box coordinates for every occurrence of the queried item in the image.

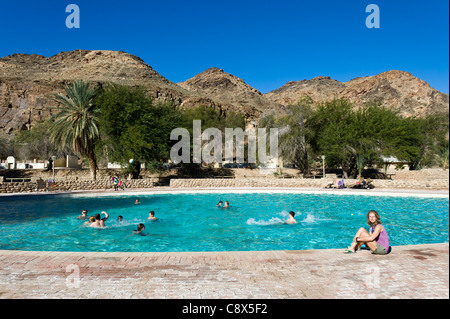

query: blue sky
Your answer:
[0,0,448,93]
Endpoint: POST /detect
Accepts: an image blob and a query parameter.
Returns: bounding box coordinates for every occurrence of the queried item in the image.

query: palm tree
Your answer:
[49,80,100,180]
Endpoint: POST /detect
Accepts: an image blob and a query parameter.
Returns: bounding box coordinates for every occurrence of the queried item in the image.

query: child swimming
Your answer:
[83,216,96,226]
[133,223,146,235]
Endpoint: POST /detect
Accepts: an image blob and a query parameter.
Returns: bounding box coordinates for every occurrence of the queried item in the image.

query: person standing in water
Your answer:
[148,211,158,221]
[77,209,89,220]
[346,210,391,254]
[89,211,109,228]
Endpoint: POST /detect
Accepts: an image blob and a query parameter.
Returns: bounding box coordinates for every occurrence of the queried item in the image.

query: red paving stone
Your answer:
[0,243,448,299]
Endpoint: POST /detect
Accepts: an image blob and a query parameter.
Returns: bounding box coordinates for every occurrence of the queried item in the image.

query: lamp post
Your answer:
[321,155,326,178]
[51,156,56,181]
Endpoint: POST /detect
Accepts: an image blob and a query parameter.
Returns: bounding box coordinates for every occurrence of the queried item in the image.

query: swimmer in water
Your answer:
[84,216,95,226]
[77,209,88,220]
[222,201,230,208]
[133,223,145,235]
[89,211,109,228]
[286,211,297,224]
[148,211,158,221]
[216,201,223,208]
[134,199,141,205]
[117,215,124,222]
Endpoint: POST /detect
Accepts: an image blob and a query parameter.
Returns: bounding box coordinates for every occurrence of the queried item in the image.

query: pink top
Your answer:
[370,224,390,252]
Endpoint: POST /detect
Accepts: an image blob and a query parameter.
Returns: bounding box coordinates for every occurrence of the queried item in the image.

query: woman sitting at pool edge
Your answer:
[346,210,391,255]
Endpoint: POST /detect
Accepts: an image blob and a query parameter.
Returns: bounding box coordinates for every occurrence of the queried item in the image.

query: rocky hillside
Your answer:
[1,50,448,136]
[0,50,192,134]
[265,70,449,118]
[178,67,286,119]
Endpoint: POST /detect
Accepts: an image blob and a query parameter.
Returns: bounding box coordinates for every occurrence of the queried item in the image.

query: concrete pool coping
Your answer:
[0,187,448,299]
[0,186,449,198]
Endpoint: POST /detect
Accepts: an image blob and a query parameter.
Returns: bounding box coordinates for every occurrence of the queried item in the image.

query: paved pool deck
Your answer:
[0,243,448,299]
[0,187,448,299]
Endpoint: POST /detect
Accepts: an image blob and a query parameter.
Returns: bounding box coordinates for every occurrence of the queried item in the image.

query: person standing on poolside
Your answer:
[89,211,109,228]
[346,210,391,254]
[112,175,119,191]
[286,211,298,224]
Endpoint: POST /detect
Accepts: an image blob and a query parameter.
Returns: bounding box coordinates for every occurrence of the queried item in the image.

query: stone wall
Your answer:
[0,178,156,194]
[1,169,448,194]
[393,168,449,181]
[170,177,449,190]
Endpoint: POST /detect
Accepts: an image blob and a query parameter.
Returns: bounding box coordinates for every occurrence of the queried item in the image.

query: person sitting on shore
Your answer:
[325,180,338,189]
[89,211,109,228]
[345,210,391,255]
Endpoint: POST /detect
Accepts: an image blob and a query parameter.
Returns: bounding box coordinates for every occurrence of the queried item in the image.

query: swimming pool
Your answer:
[0,191,448,252]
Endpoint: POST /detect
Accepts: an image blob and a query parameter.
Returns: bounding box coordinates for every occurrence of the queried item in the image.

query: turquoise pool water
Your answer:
[0,192,448,252]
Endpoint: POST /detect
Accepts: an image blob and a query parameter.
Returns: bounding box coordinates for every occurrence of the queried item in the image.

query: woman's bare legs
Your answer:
[347,228,377,252]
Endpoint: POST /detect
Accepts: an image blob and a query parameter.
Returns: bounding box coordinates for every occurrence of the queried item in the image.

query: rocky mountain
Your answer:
[0,50,448,136]
[0,50,192,134]
[178,67,286,119]
[265,70,449,118]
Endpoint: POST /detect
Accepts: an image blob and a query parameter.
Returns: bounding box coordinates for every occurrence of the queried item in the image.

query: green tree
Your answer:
[0,133,11,160]
[13,120,75,161]
[308,98,359,177]
[96,84,182,178]
[308,98,424,178]
[413,114,449,169]
[259,96,313,174]
[180,105,246,165]
[49,80,100,179]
